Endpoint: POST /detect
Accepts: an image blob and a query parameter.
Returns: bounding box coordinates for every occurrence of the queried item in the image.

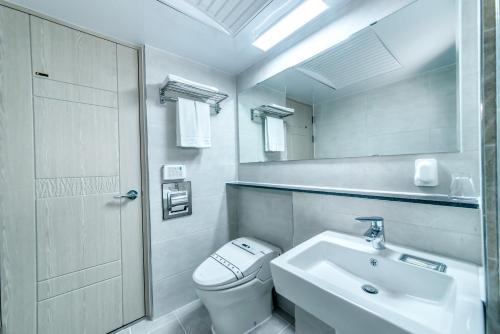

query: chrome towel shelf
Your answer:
[251,104,294,121]
[160,79,228,113]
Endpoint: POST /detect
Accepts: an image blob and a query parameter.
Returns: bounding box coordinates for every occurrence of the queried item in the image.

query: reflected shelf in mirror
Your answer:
[251,104,295,121]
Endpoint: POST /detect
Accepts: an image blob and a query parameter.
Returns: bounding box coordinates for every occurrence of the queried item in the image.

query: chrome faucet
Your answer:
[355,216,385,250]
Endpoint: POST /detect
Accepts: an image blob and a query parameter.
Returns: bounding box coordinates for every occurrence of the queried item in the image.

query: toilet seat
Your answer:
[193,261,258,291]
[193,237,281,291]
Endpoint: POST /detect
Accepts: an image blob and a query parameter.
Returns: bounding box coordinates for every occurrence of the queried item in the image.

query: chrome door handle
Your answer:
[114,190,139,200]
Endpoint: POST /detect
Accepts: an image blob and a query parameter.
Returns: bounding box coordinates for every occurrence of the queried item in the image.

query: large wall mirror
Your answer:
[238,0,458,163]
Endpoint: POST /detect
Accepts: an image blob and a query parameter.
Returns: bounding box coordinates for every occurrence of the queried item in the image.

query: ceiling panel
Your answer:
[186,0,272,35]
[297,30,402,89]
[206,0,226,16]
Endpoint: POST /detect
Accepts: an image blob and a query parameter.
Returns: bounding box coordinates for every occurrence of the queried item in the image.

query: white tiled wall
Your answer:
[236,187,294,252]
[234,187,482,265]
[145,46,237,317]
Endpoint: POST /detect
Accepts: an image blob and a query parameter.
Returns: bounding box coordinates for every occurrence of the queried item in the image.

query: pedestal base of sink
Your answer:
[296,307,336,334]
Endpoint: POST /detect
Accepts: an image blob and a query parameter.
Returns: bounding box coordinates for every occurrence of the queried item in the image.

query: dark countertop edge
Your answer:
[226,182,479,209]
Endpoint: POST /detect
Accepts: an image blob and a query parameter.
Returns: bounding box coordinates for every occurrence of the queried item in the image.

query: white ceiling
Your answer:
[5,0,352,74]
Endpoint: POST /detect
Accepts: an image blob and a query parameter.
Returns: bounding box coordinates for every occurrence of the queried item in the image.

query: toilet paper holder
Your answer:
[162,181,192,220]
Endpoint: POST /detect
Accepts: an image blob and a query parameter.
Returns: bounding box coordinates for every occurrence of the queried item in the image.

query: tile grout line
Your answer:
[277,323,291,334]
[151,224,232,246]
[173,311,188,334]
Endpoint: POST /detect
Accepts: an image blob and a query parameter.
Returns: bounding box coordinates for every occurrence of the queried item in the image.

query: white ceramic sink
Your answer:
[270,231,484,334]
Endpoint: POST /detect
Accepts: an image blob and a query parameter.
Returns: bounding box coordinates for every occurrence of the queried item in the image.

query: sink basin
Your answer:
[270,231,484,334]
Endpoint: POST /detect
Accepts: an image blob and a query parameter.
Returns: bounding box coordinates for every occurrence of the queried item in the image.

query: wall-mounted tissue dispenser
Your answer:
[414,159,439,187]
[162,181,192,220]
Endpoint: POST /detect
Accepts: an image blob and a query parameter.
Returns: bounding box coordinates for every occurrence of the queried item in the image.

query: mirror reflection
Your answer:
[238,0,458,163]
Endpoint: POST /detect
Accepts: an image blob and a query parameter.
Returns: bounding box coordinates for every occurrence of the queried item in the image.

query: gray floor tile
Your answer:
[149,318,185,334]
[124,302,296,334]
[114,328,132,334]
[274,308,294,327]
[126,313,182,334]
[176,300,212,334]
[278,325,295,334]
[248,314,290,334]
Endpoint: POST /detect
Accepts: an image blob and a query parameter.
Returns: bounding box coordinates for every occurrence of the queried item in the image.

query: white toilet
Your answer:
[193,237,281,334]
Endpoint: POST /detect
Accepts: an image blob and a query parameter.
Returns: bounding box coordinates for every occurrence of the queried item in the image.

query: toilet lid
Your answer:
[192,257,238,288]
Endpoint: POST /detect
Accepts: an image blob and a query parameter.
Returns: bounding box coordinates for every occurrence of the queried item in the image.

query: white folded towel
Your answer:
[264,116,285,152]
[166,74,219,93]
[176,97,211,148]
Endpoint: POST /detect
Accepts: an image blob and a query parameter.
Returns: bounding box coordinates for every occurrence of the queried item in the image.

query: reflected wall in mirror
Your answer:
[238,0,459,163]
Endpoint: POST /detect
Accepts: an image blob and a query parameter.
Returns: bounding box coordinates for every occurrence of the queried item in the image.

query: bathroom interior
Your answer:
[0,0,499,333]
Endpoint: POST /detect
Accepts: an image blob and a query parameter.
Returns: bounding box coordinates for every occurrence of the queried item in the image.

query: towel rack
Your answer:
[251,105,295,121]
[160,79,229,113]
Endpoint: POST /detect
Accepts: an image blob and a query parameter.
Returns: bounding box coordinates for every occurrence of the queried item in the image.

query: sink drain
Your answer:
[362,284,379,294]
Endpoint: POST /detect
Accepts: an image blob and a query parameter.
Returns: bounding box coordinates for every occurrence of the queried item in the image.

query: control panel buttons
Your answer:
[211,254,243,279]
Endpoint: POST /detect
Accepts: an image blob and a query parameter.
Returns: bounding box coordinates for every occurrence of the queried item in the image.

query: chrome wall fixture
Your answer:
[162,181,192,220]
[159,79,229,113]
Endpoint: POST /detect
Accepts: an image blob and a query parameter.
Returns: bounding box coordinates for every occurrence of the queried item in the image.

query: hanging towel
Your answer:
[264,116,285,152]
[176,97,211,148]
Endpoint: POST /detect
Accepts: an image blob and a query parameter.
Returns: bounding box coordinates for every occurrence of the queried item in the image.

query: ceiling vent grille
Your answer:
[297,30,402,89]
[185,0,272,35]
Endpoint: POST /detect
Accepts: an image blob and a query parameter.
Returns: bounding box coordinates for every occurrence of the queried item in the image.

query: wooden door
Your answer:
[30,17,145,334]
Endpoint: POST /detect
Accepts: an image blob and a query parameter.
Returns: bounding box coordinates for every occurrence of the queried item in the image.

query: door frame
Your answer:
[0,0,153,322]
[138,45,154,320]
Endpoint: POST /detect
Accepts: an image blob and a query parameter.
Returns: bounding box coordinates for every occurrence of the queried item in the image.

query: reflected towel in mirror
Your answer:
[264,116,285,152]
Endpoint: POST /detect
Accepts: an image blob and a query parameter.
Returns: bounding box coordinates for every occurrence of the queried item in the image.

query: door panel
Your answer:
[117,45,146,323]
[0,8,145,334]
[37,277,123,334]
[28,16,145,333]
[36,195,121,280]
[35,176,120,198]
[30,16,117,91]
[33,76,118,108]
[37,260,121,301]
[34,96,119,178]
[0,5,36,334]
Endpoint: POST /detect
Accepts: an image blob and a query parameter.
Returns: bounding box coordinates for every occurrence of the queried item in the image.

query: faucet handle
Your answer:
[355,216,384,228]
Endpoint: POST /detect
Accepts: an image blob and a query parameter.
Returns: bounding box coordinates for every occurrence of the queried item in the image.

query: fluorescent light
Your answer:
[253,0,329,51]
